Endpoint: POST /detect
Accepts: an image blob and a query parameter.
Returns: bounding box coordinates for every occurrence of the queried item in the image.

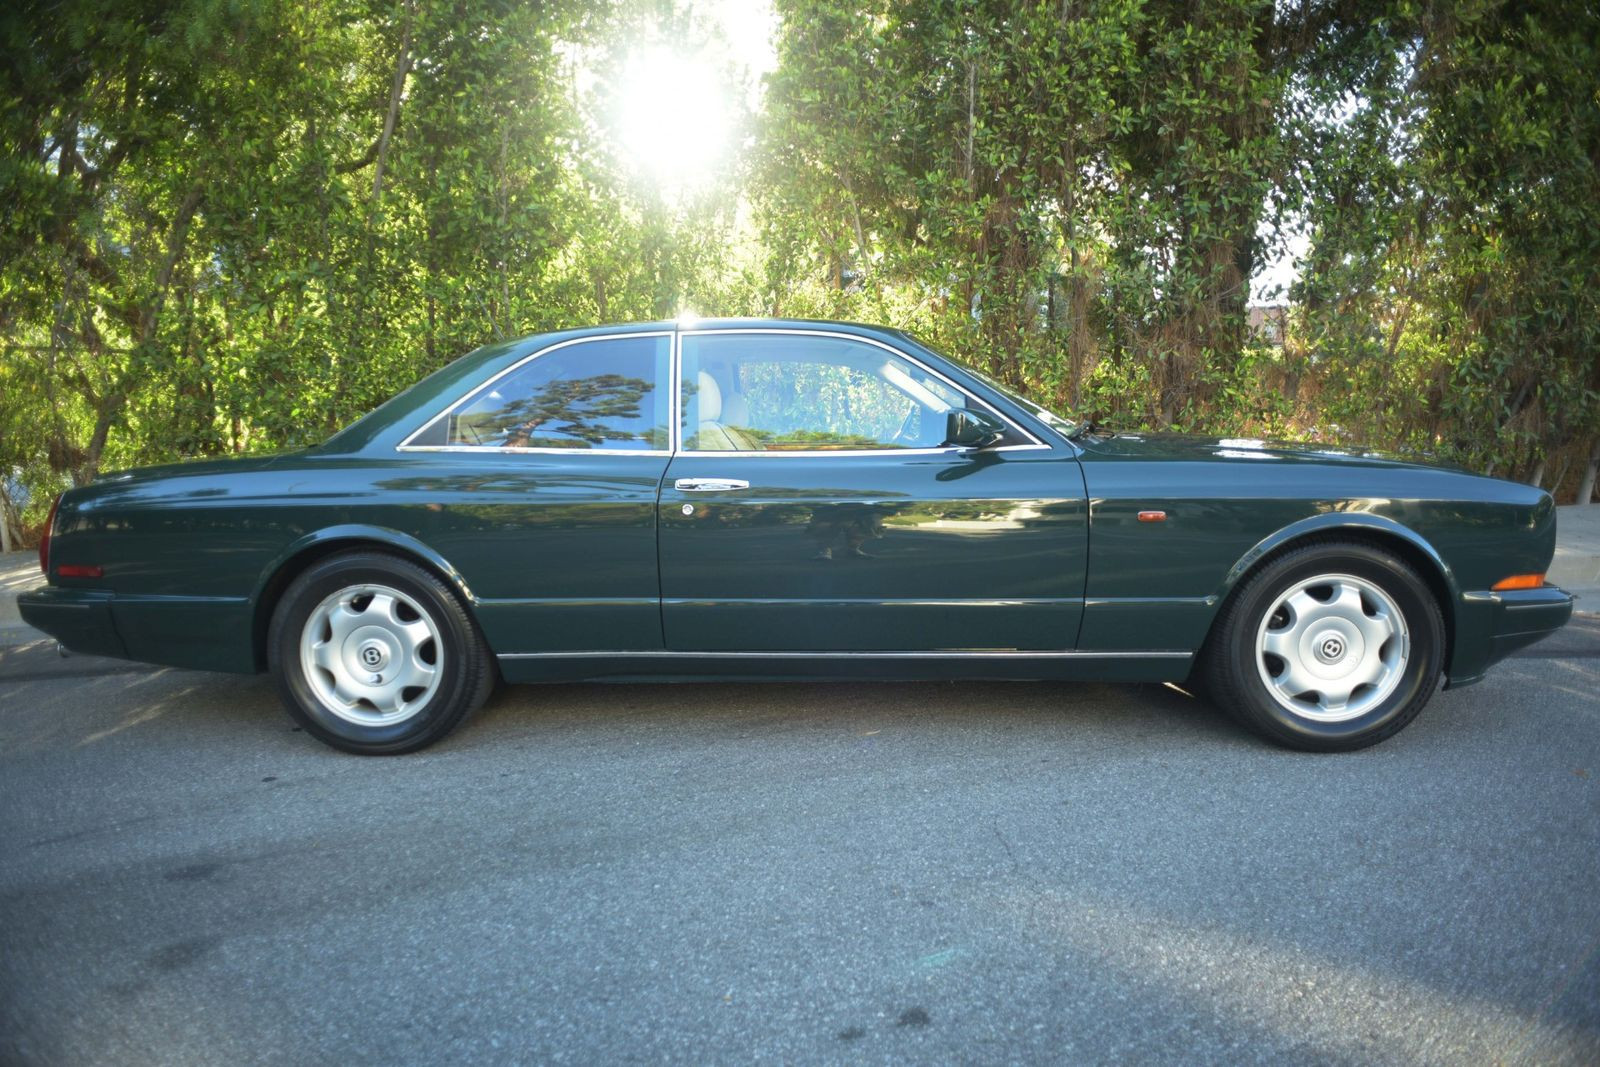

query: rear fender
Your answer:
[251,524,477,607]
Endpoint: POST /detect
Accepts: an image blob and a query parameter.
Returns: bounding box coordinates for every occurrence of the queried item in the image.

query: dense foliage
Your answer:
[2,0,1596,544]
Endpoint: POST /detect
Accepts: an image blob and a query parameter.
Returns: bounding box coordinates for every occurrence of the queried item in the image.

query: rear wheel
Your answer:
[1204,540,1445,751]
[268,551,494,754]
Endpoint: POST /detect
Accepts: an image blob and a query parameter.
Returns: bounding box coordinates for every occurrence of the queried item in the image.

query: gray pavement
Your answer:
[2,619,1599,1064]
[1551,504,1600,606]
[0,548,39,643]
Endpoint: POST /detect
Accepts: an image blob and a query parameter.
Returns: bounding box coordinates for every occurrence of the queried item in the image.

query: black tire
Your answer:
[1202,540,1445,752]
[267,551,495,754]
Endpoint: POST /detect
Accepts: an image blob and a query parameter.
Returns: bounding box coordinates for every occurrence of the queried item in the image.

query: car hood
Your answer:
[1074,432,1465,472]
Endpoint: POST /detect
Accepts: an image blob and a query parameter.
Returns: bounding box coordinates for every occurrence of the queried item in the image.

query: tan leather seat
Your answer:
[721,391,750,429]
[695,372,757,450]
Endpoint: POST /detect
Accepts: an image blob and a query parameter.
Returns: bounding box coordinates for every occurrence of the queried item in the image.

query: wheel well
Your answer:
[251,539,463,671]
[1207,528,1456,668]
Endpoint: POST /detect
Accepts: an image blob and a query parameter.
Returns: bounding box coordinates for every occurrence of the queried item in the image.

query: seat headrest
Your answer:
[721,392,748,427]
[697,371,723,422]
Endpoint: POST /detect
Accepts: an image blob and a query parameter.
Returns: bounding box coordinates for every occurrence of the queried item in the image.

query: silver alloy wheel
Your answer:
[299,583,443,726]
[1253,572,1410,723]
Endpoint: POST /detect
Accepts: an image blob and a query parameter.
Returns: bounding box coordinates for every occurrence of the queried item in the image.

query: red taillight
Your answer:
[39,494,61,576]
[57,564,104,579]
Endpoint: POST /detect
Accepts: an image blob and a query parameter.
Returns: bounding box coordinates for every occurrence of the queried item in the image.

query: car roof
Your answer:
[547,317,913,341]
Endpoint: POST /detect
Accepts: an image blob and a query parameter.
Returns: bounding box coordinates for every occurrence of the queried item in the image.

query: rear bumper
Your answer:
[18,584,256,672]
[1445,584,1574,689]
[17,585,127,659]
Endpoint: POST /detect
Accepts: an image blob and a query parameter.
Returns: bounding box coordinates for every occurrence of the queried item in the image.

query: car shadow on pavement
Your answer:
[461,676,1251,754]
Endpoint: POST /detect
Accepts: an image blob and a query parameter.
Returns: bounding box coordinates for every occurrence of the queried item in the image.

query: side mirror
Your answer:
[944,409,1006,449]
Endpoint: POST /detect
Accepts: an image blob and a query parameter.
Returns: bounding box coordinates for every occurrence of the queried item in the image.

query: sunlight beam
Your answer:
[615,46,734,195]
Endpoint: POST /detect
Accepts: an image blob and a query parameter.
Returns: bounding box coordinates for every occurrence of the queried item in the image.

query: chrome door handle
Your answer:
[674,478,750,492]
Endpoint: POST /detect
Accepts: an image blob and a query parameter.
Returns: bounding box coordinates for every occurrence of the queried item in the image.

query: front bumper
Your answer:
[1445,584,1574,689]
[17,584,127,659]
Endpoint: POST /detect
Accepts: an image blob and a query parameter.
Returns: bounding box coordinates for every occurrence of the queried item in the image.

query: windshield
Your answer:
[896,333,1081,441]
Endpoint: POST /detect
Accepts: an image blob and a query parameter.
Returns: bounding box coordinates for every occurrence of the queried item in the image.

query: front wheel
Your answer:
[267,551,495,754]
[1203,540,1445,751]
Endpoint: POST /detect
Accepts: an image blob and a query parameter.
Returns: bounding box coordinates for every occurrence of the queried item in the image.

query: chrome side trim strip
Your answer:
[497,649,1193,661]
[660,597,1074,607]
[661,444,1050,458]
[399,446,673,457]
[1083,595,1220,607]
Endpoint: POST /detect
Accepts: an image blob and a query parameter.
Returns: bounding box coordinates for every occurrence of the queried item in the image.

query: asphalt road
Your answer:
[3,620,1599,1065]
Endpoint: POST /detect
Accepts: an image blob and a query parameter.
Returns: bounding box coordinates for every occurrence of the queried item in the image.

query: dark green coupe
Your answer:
[21,319,1573,754]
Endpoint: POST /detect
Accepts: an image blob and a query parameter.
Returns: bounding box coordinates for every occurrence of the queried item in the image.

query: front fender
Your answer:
[1211,511,1468,681]
[1214,512,1462,608]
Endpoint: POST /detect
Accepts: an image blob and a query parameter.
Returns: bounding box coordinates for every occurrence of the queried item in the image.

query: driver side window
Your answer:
[680,333,981,452]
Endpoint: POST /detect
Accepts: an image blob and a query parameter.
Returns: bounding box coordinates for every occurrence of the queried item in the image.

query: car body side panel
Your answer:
[299,454,671,654]
[42,451,669,670]
[19,322,1569,694]
[657,448,1088,651]
[1075,436,1558,684]
[46,455,295,671]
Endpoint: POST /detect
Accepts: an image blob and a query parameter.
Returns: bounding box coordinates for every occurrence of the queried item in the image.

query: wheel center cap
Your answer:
[1315,634,1346,663]
[358,641,388,671]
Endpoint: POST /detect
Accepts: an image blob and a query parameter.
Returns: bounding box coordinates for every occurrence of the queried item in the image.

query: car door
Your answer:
[657,329,1087,651]
[396,331,672,653]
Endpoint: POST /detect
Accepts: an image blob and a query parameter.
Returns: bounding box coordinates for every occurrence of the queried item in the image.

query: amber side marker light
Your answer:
[1491,573,1545,591]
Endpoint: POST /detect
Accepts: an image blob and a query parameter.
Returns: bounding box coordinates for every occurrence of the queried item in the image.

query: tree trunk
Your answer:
[370,3,416,209]
[964,56,976,194]
[1527,458,1545,489]
[1058,138,1097,410]
[80,406,119,486]
[498,122,513,337]
[79,183,204,483]
[0,481,13,553]
[1577,437,1600,505]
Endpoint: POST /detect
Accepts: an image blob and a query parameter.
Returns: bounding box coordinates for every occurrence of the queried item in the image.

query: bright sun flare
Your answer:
[615,46,734,193]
